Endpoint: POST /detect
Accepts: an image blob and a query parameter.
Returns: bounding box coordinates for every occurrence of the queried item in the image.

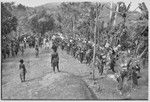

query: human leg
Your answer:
[20,74,23,82]
[56,63,60,72]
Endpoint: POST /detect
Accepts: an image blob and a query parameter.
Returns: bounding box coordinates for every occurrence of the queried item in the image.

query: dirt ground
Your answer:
[1,47,148,100]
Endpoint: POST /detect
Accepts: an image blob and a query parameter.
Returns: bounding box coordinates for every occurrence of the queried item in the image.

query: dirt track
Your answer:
[1,47,148,100]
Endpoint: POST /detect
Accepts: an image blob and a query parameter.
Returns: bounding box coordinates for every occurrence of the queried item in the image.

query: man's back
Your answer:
[51,52,59,63]
[19,63,26,72]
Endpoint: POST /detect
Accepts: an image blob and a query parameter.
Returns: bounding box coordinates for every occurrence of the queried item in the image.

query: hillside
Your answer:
[34,2,141,27]
[35,2,61,12]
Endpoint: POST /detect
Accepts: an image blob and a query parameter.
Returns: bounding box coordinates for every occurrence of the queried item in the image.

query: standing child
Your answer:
[20,41,24,56]
[109,51,117,73]
[35,45,39,57]
[19,59,27,82]
[51,46,60,73]
[132,67,138,89]
[100,58,106,75]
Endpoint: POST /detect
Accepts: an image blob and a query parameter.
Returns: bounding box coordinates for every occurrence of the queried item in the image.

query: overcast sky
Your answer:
[1,0,150,11]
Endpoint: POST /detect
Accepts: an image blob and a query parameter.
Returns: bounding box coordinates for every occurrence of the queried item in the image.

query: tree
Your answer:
[1,2,18,37]
[57,2,81,37]
[28,9,55,37]
[17,4,26,11]
[105,2,131,28]
[138,2,148,20]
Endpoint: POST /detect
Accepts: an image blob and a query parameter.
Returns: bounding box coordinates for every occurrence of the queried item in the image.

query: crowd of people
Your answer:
[50,32,142,95]
[2,40,20,59]
[1,31,142,96]
[1,35,43,60]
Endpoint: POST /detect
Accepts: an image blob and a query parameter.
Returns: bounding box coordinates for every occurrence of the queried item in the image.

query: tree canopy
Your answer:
[1,2,18,37]
[1,1,148,60]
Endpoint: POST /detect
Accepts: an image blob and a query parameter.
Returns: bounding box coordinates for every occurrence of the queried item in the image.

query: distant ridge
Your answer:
[35,2,61,10]
[34,2,141,27]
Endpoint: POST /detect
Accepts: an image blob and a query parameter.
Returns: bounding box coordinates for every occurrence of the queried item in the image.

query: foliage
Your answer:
[138,2,148,20]
[28,9,55,36]
[17,4,26,11]
[56,2,105,41]
[1,1,148,62]
[1,2,18,37]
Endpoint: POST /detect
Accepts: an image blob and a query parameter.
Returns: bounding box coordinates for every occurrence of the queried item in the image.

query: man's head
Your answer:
[52,47,57,52]
[19,59,24,63]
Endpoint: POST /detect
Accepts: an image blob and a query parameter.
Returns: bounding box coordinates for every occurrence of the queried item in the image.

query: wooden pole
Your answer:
[113,3,118,26]
[110,1,113,28]
[92,3,98,80]
[72,15,74,38]
[109,2,113,20]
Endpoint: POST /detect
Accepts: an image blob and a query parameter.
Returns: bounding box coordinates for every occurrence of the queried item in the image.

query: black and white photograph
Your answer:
[1,0,149,100]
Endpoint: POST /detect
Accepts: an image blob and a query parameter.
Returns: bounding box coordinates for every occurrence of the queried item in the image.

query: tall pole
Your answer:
[108,1,113,29]
[109,2,113,20]
[92,3,98,80]
[73,15,75,38]
[113,3,119,26]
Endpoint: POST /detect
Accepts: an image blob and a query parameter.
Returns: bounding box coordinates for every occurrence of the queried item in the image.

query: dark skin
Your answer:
[51,48,60,72]
[19,61,26,82]
[35,45,39,57]
[110,57,116,73]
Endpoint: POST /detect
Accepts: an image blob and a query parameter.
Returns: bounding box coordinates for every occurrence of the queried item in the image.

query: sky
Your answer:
[1,0,150,11]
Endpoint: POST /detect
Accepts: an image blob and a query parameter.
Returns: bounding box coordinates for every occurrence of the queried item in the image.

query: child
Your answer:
[132,67,138,88]
[19,59,27,82]
[110,56,116,73]
[116,68,128,95]
[51,47,60,73]
[35,45,39,57]
[20,42,24,56]
[95,56,103,75]
[100,58,106,75]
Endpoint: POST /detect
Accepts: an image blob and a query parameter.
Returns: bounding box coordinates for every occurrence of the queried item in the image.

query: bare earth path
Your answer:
[1,47,148,99]
[2,47,94,99]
